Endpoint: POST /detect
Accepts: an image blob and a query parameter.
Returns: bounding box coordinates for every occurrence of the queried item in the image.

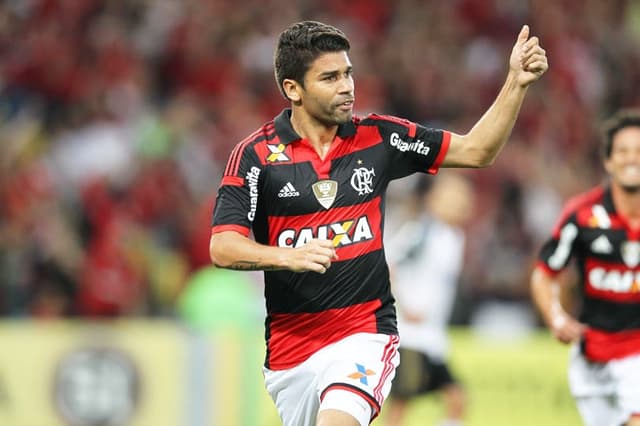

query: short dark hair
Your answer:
[602,109,640,158]
[273,21,350,100]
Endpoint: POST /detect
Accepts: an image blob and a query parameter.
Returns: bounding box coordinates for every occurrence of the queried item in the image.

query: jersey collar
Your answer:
[603,185,615,213]
[274,109,357,145]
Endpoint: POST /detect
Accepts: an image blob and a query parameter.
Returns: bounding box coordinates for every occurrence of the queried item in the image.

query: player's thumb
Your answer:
[517,24,529,44]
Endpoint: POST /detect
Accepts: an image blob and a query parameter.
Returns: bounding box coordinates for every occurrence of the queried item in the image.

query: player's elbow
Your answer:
[468,143,500,167]
[469,157,496,169]
[462,131,512,167]
[209,233,232,268]
[530,267,553,299]
[461,150,497,168]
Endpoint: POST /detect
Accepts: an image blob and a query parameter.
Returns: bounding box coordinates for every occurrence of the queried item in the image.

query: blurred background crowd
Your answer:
[1,0,639,326]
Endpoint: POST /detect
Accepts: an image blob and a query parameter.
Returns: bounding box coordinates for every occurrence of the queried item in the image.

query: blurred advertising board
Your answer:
[0,320,186,426]
[0,320,278,426]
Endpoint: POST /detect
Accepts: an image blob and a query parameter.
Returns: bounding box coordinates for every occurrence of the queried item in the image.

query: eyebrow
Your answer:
[318,66,353,78]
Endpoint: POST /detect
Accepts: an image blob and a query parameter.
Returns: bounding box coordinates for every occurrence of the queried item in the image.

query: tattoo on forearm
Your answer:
[229,261,279,271]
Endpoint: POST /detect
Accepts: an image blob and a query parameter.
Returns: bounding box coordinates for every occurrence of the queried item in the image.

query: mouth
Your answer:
[337,99,354,111]
[621,165,640,177]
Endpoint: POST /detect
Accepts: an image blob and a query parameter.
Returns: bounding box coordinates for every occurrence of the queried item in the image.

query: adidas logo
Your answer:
[591,234,613,254]
[278,182,300,198]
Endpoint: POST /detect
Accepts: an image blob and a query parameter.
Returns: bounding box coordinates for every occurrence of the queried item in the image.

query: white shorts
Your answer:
[263,332,400,426]
[568,344,640,426]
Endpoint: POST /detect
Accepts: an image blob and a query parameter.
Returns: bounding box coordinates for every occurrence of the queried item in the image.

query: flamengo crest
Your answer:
[351,167,375,195]
[621,241,640,268]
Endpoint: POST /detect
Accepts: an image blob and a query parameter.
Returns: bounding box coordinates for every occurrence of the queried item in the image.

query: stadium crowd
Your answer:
[1,0,639,322]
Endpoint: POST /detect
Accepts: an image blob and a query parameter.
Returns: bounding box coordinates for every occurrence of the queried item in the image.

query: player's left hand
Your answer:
[509,25,548,87]
[549,311,587,344]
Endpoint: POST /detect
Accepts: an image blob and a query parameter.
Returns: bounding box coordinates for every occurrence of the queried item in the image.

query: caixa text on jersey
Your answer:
[277,216,374,248]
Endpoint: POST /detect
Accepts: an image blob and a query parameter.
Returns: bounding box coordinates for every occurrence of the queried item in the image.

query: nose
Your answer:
[339,75,354,94]
[624,147,640,161]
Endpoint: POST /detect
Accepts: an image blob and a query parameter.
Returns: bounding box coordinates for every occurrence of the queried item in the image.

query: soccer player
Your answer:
[530,109,640,426]
[210,20,547,426]
[385,172,473,426]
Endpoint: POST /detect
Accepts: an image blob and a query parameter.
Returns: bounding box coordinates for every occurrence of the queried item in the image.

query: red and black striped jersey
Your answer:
[537,185,640,362]
[211,109,451,369]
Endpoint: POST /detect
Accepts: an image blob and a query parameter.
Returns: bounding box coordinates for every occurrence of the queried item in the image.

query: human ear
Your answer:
[283,79,302,102]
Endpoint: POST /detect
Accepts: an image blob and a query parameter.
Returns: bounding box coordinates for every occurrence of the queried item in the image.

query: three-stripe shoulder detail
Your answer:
[224,123,276,176]
[360,114,417,138]
[553,186,605,232]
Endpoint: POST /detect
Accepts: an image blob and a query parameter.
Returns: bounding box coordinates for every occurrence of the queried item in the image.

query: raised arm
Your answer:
[210,231,338,274]
[443,25,548,168]
[530,266,586,344]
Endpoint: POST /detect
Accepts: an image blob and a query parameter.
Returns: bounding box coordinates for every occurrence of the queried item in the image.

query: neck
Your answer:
[290,107,338,158]
[612,183,640,225]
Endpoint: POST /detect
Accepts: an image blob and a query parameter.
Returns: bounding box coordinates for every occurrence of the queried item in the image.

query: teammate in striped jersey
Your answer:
[531,109,640,426]
[210,20,547,426]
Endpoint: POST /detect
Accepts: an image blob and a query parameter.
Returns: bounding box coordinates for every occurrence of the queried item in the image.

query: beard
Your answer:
[333,111,352,125]
[316,109,352,127]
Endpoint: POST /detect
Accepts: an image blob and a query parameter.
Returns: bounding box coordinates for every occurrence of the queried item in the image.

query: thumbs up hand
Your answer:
[510,25,549,87]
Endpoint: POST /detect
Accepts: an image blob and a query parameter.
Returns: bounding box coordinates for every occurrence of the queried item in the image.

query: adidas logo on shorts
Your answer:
[278,182,300,198]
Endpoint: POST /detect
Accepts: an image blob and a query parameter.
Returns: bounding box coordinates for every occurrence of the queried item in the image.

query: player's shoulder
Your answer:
[236,119,278,148]
[562,186,605,214]
[222,119,278,175]
[226,119,279,165]
[555,185,606,225]
[357,113,416,130]
[354,113,421,144]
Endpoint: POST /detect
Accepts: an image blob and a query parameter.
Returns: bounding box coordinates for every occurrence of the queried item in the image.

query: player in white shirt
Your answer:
[385,172,474,426]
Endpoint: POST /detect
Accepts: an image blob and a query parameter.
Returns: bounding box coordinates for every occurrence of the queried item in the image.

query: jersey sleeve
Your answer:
[211,142,263,237]
[536,206,580,276]
[369,114,451,180]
